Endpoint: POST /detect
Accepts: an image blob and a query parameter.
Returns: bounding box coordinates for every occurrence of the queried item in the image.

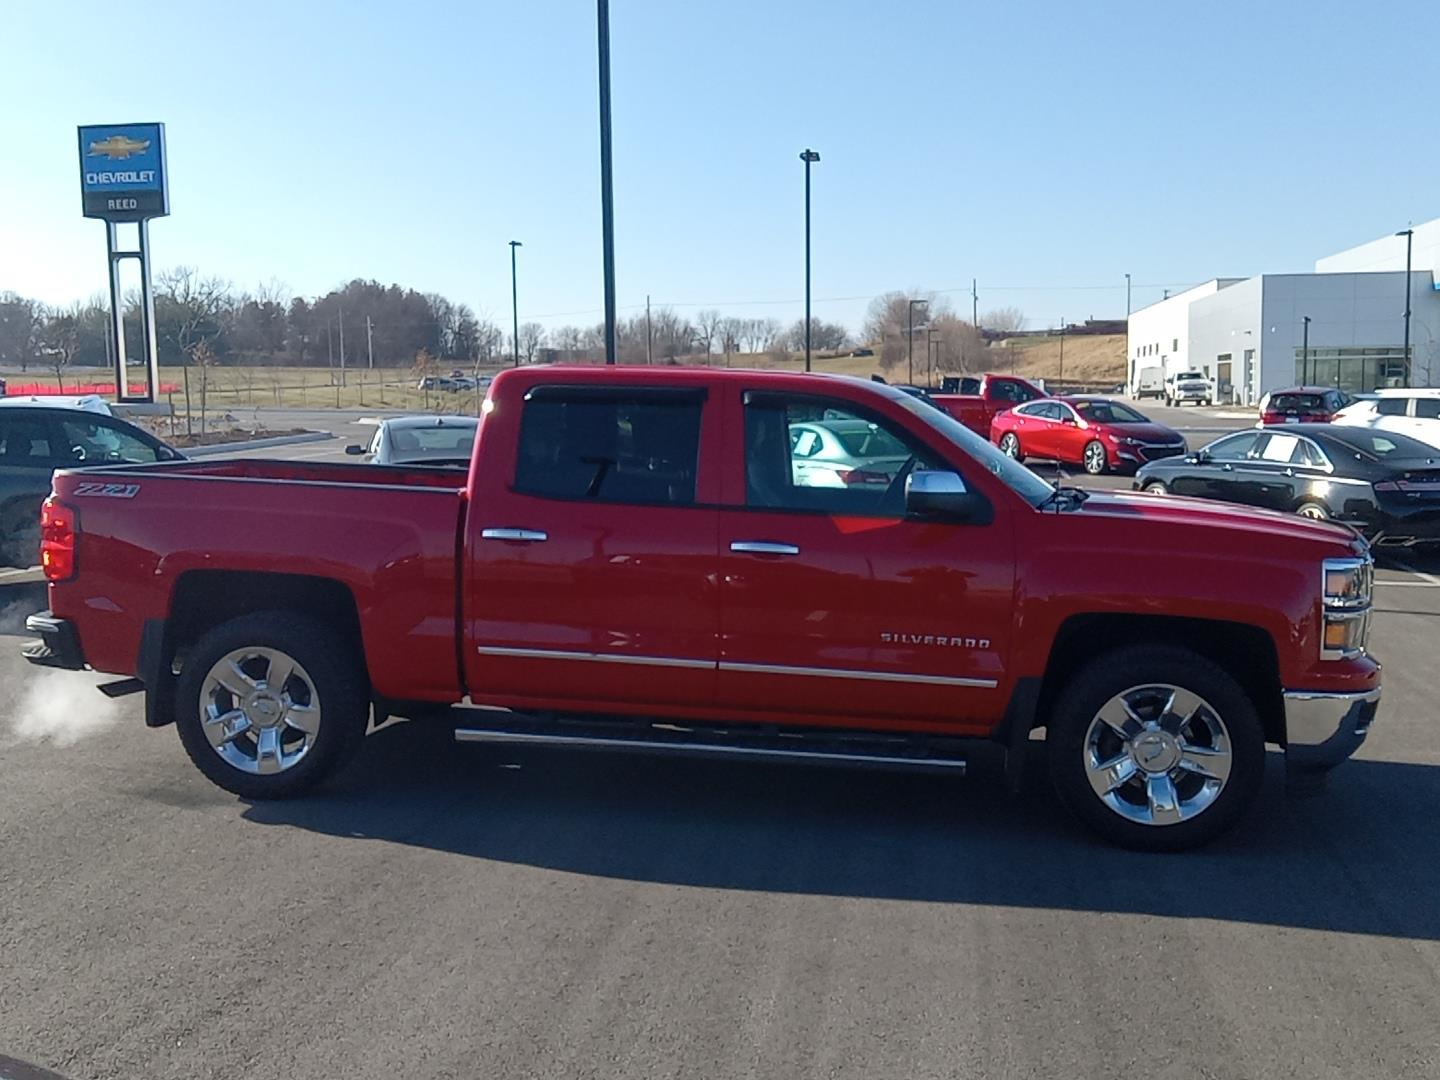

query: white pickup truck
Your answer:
[1165,371,1212,407]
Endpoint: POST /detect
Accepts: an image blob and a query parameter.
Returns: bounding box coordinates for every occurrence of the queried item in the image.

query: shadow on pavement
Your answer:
[243,720,1440,940]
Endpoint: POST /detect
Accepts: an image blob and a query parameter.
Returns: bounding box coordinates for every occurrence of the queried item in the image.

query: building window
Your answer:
[1292,346,1411,393]
[1173,338,1179,352]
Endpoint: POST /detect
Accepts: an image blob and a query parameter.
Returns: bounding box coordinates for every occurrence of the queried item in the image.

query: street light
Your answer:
[928,327,940,386]
[800,149,820,372]
[1397,229,1414,387]
[598,0,616,364]
[509,240,522,367]
[1302,315,1311,383]
[908,298,928,384]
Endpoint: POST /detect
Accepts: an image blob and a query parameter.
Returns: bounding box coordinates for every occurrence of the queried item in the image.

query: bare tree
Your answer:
[518,322,545,365]
[38,304,81,392]
[718,316,745,366]
[930,313,986,375]
[981,307,1025,334]
[786,318,848,353]
[862,291,944,373]
[693,309,723,365]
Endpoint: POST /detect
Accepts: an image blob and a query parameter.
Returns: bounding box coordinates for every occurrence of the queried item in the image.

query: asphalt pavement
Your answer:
[3,401,1437,1080]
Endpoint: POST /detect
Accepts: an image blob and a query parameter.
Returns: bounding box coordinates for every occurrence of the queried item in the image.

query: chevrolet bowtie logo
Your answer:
[87,134,150,160]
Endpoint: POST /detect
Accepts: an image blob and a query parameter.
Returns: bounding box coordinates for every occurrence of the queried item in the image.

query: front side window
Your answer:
[745,397,940,516]
[1414,398,1440,420]
[1377,397,1408,416]
[58,417,160,465]
[515,390,703,506]
[1205,431,1260,460]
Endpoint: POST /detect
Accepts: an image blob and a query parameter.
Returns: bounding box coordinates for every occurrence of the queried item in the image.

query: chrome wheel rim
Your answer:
[1084,443,1105,474]
[1083,683,1232,827]
[1298,503,1328,519]
[1000,434,1020,458]
[1144,483,1166,495]
[200,647,321,775]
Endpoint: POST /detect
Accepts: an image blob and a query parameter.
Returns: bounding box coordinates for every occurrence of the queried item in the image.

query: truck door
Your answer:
[715,389,1014,732]
[464,384,720,710]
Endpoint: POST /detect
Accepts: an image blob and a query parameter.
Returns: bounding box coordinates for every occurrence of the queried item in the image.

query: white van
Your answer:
[1132,366,1164,399]
[1333,389,1440,451]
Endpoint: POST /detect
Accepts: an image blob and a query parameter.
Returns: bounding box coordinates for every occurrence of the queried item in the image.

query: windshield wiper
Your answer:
[1039,485,1091,511]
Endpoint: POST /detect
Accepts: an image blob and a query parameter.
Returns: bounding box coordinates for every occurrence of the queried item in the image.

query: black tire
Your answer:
[175,611,370,799]
[0,498,42,569]
[1296,500,1331,521]
[998,432,1022,461]
[1142,481,1168,495]
[1082,440,1108,475]
[1047,645,1265,852]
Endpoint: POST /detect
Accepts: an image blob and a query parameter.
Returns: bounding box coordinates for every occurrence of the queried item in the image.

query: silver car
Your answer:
[346,415,479,467]
[788,419,911,488]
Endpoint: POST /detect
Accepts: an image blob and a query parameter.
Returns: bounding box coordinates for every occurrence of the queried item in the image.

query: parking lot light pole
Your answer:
[908,298,928,384]
[1302,316,1311,383]
[1397,229,1414,387]
[509,240,523,367]
[800,149,820,372]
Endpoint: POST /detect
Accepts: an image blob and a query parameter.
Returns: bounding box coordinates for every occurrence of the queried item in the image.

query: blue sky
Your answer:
[2,0,1436,335]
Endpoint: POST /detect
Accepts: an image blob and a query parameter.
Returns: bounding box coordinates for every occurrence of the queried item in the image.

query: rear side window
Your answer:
[1206,431,1260,460]
[0,415,55,465]
[1415,399,1440,420]
[515,390,703,506]
[1377,398,1408,416]
[58,417,160,465]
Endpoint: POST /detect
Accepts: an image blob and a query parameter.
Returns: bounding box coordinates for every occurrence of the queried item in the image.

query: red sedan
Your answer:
[990,395,1187,475]
[1259,386,1355,425]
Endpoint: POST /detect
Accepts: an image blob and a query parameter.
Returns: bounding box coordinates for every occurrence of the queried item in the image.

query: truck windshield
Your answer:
[882,385,1056,507]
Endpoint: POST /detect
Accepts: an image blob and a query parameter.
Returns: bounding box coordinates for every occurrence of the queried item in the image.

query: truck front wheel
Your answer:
[1047,645,1264,851]
[175,612,370,799]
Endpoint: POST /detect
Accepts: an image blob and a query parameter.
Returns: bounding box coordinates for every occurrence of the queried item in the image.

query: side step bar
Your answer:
[455,719,968,774]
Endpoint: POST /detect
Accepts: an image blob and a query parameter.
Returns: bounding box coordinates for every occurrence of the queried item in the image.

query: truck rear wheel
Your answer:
[1047,645,1264,851]
[175,612,370,799]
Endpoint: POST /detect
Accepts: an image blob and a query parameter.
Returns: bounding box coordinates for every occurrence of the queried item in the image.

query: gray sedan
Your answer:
[347,415,479,468]
[788,419,911,488]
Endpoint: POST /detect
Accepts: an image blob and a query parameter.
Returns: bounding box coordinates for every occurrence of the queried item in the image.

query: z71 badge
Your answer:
[72,482,141,498]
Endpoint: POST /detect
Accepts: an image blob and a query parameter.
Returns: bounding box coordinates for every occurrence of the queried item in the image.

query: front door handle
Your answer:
[730,541,801,556]
[1221,463,1234,471]
[481,528,548,542]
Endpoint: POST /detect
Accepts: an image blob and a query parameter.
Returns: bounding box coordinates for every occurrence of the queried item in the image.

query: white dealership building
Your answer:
[1128,217,1440,404]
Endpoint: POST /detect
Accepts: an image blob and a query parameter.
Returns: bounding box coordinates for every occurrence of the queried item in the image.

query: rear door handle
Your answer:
[730,541,801,556]
[481,528,548,542]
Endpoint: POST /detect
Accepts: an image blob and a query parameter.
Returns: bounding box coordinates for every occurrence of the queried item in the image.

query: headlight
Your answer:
[1320,556,1373,660]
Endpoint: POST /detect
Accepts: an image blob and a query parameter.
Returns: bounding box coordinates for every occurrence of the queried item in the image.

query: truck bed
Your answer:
[48,458,468,701]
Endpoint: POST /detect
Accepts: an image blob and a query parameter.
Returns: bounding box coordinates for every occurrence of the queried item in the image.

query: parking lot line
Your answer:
[1389,559,1440,588]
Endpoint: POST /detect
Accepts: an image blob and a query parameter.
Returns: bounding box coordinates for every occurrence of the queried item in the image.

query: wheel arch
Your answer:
[144,570,367,728]
[1036,613,1285,746]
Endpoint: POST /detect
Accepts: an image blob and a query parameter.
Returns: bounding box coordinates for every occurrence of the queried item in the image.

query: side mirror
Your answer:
[905,470,991,524]
[1194,448,1211,464]
[1062,416,1078,427]
[345,444,366,456]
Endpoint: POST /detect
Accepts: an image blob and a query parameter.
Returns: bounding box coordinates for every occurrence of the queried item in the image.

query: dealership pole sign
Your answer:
[77,123,168,404]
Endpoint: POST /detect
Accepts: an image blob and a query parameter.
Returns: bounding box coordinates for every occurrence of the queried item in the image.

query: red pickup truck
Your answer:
[930,373,1048,435]
[23,366,1380,850]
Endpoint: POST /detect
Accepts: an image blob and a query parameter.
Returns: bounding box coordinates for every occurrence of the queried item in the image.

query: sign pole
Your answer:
[104,221,130,392]
[136,218,160,402]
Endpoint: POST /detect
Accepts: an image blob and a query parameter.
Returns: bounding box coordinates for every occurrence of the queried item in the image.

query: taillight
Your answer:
[840,468,890,487]
[40,497,77,582]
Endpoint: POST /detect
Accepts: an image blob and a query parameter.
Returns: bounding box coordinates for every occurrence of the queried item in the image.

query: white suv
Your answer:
[1333,389,1440,451]
[1164,371,1212,407]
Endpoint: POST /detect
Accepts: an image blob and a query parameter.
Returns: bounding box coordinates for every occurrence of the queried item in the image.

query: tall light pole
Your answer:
[907,298,928,384]
[1125,272,1133,395]
[800,149,820,372]
[509,240,522,367]
[598,0,617,364]
[1397,229,1414,387]
[1058,317,1066,385]
[1302,315,1311,383]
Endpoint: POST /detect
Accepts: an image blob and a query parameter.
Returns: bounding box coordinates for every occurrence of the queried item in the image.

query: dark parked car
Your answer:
[1259,386,1356,425]
[0,404,180,567]
[1136,424,1440,548]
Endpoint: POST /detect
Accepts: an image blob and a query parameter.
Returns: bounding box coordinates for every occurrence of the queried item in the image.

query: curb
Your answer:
[183,431,335,457]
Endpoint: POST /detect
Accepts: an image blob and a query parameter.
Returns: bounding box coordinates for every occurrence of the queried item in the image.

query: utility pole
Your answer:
[338,305,345,387]
[1058,317,1065,385]
[366,315,374,369]
[907,298,928,385]
[1397,228,1414,387]
[598,0,617,364]
[1302,316,1311,383]
[971,279,978,329]
[646,294,653,364]
[800,149,820,372]
[509,240,522,367]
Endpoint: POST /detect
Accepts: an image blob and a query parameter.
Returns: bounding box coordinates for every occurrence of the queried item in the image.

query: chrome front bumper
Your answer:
[1283,687,1381,787]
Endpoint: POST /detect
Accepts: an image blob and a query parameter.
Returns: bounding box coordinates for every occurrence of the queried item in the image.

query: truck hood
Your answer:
[1069,489,1363,550]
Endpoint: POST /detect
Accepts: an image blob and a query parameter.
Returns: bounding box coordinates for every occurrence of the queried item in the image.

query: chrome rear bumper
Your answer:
[1284,687,1380,788]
